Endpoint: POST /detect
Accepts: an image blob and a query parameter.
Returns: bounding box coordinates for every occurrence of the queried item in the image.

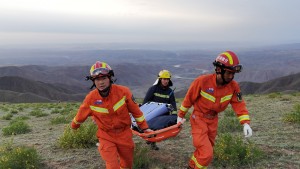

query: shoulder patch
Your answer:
[237,92,243,102]
[131,95,137,104]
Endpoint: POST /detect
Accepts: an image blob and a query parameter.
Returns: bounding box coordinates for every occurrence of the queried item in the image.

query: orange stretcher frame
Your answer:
[132,121,184,142]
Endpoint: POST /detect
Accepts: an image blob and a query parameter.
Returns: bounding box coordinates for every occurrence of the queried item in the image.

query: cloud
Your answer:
[0,0,299,48]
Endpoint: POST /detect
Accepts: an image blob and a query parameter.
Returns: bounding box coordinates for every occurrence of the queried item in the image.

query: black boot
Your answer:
[150,142,159,150]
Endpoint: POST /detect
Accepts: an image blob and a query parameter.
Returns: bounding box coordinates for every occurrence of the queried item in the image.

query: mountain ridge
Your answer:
[0,43,300,102]
[0,76,85,102]
[0,72,299,103]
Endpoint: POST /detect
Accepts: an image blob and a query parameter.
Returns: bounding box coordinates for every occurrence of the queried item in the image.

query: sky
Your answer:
[1,0,300,49]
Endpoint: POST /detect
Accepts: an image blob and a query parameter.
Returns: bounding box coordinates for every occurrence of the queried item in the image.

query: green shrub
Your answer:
[218,108,241,133]
[291,92,300,96]
[283,104,300,124]
[1,113,13,120]
[223,108,236,117]
[2,120,31,136]
[29,109,48,117]
[14,116,30,121]
[0,141,42,169]
[218,116,241,133]
[57,120,98,149]
[60,103,79,115]
[65,110,78,122]
[268,92,282,98]
[10,109,19,114]
[50,116,68,124]
[133,143,152,169]
[17,106,24,111]
[213,133,264,168]
[50,108,61,114]
[0,105,9,112]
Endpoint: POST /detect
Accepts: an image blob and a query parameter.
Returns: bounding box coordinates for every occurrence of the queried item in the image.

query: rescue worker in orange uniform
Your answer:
[71,61,152,169]
[176,51,253,169]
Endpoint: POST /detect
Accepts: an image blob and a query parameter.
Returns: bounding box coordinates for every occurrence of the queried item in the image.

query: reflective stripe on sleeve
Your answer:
[238,115,250,122]
[135,115,146,122]
[179,105,189,112]
[73,118,82,124]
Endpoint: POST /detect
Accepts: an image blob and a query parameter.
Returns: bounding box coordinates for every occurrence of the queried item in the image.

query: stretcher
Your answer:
[132,121,184,142]
[131,102,184,142]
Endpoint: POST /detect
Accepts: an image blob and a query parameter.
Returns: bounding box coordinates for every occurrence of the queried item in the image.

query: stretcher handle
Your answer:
[132,122,183,137]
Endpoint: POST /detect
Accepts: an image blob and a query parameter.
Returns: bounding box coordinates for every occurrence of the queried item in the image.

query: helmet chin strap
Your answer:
[216,67,231,85]
[98,84,111,97]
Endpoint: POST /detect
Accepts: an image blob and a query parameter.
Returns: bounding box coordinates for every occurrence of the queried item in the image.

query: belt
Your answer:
[198,111,218,119]
[101,126,129,133]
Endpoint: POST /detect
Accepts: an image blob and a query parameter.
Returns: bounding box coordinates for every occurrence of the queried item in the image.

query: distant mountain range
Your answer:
[239,72,300,95]
[0,71,299,103]
[0,43,299,102]
[0,76,85,102]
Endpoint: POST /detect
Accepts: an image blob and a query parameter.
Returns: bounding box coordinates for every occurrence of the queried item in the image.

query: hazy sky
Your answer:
[1,0,300,49]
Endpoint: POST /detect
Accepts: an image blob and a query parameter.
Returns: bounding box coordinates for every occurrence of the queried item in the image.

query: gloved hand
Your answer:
[177,116,185,124]
[243,123,252,137]
[171,111,178,115]
[143,128,153,133]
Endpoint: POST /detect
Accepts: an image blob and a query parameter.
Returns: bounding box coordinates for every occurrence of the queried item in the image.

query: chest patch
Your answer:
[94,99,103,105]
[206,87,214,94]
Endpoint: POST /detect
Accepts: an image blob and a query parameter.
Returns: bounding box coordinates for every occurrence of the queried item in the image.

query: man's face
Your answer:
[223,69,235,83]
[94,76,110,91]
[161,78,170,87]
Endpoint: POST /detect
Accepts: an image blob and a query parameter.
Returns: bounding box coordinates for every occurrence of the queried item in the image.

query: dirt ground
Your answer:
[0,94,300,169]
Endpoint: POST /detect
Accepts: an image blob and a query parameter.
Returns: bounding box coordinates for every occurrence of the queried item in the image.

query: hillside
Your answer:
[0,93,299,168]
[240,72,300,94]
[0,76,85,102]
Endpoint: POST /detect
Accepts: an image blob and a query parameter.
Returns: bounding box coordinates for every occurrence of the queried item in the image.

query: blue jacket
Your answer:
[143,84,177,111]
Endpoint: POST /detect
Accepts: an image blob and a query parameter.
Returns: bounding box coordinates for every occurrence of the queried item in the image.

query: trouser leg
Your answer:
[98,139,120,169]
[118,144,134,169]
[188,115,218,168]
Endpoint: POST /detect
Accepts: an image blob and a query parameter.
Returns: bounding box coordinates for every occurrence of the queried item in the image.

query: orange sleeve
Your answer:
[230,82,250,124]
[125,87,149,130]
[71,93,93,129]
[178,77,202,118]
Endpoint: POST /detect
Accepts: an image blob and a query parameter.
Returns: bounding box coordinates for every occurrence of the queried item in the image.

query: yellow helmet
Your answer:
[158,70,171,79]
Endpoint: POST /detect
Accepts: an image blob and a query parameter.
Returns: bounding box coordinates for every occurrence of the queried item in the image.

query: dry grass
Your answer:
[0,93,300,169]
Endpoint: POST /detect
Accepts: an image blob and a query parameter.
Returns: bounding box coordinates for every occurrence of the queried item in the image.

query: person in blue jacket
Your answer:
[143,69,177,150]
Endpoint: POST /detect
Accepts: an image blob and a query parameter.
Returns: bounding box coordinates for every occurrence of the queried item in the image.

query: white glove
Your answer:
[143,128,153,133]
[243,123,252,138]
[177,116,185,124]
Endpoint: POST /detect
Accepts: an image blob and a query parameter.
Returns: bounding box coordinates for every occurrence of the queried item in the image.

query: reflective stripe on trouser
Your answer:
[189,114,218,168]
[97,129,134,169]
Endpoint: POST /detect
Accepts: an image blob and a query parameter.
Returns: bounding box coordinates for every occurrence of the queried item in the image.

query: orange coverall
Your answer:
[71,84,149,169]
[178,74,250,169]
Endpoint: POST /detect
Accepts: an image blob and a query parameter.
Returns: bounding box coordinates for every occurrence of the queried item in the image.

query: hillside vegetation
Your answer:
[0,93,299,168]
